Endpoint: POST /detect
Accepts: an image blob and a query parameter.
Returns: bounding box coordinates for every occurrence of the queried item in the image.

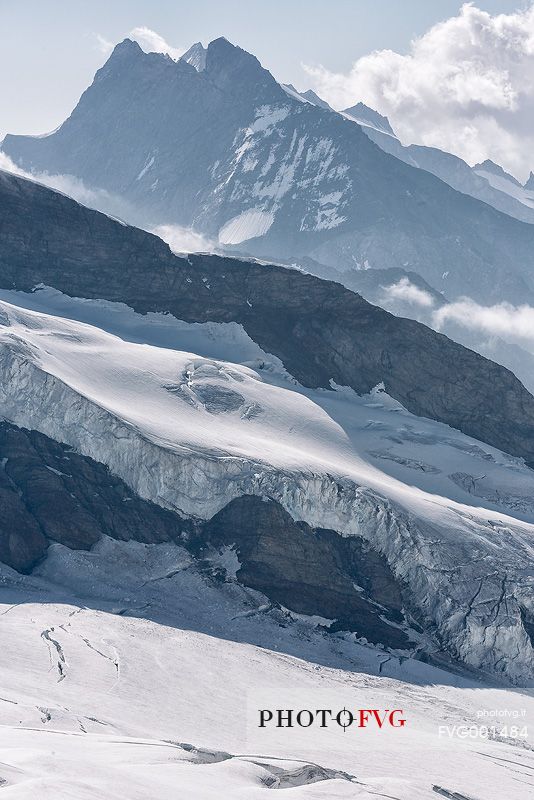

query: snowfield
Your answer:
[0,538,532,799]
[0,287,533,684]
[0,287,533,798]
[219,208,275,244]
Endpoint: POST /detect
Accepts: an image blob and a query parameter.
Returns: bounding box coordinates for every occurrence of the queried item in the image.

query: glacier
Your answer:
[0,291,532,684]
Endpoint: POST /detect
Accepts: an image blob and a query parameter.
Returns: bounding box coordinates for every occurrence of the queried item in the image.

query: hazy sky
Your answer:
[1,1,533,178]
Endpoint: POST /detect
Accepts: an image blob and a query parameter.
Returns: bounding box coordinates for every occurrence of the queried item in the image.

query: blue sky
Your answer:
[0,0,528,137]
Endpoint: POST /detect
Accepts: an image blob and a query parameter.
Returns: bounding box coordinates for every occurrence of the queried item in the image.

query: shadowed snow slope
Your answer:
[0,540,532,799]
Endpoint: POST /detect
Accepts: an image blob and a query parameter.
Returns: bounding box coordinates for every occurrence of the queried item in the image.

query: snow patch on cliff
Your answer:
[219,209,274,244]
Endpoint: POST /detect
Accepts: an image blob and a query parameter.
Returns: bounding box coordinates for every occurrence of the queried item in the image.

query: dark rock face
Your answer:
[0,422,185,571]
[0,459,47,574]
[201,495,411,648]
[4,39,534,304]
[2,169,534,465]
[0,421,412,648]
[286,256,448,307]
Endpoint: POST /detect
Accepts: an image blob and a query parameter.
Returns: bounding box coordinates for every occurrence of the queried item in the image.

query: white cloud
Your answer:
[0,155,218,255]
[304,3,534,181]
[94,28,182,60]
[434,298,534,346]
[128,27,183,61]
[152,224,217,254]
[95,34,114,56]
[381,277,434,307]
[382,277,534,353]
[0,152,105,205]
[0,152,135,223]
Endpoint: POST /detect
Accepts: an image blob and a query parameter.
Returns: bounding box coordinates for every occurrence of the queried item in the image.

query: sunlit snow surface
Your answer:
[0,287,533,798]
[0,539,533,799]
[219,208,275,244]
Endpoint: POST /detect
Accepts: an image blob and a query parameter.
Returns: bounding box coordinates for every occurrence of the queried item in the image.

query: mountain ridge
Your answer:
[4,37,534,305]
[2,167,534,467]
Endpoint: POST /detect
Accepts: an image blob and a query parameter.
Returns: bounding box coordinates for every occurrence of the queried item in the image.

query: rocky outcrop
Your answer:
[0,422,185,571]
[1,170,534,466]
[200,495,411,648]
[0,421,413,649]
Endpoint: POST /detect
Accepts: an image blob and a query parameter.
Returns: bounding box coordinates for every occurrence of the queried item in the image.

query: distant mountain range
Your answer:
[338,103,534,225]
[4,36,534,308]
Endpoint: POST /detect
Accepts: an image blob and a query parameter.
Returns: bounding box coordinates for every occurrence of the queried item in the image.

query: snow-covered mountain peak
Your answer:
[3,22,534,798]
[471,159,534,212]
[343,102,396,136]
[181,41,207,71]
